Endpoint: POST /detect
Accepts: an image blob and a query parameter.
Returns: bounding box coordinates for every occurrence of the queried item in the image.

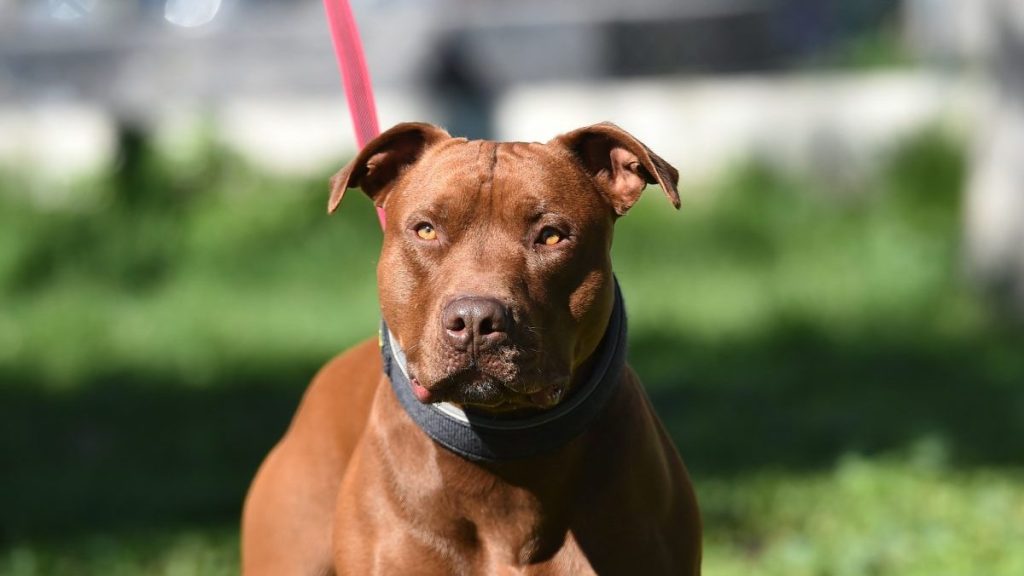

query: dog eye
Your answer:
[415,223,437,241]
[537,227,563,246]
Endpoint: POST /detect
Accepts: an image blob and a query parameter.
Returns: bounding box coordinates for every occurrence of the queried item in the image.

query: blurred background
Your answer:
[2,0,1024,574]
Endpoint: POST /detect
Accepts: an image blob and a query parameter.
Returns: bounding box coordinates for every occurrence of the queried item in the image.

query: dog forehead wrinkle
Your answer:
[479,141,498,218]
[437,140,498,253]
[491,146,551,216]
[396,145,482,225]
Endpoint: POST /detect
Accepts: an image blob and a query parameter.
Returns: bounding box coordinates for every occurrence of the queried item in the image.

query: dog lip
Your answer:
[411,361,569,409]
[409,369,479,404]
[416,368,508,406]
[409,378,435,403]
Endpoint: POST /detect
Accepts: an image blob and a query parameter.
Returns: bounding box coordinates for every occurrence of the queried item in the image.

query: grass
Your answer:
[2,125,1023,574]
[0,528,237,576]
[703,453,1024,576]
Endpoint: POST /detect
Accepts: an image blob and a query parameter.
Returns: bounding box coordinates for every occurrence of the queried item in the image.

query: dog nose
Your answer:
[441,297,510,351]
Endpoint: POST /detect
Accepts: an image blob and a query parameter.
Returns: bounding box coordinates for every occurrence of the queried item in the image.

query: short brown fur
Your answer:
[242,123,701,575]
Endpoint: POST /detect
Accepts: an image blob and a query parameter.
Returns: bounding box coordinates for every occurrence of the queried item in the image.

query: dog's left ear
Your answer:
[552,122,680,215]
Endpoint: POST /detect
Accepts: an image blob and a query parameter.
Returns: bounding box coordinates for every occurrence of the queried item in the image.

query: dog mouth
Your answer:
[410,368,570,412]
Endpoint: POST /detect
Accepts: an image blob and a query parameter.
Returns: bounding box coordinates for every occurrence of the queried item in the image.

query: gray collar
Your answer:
[379,280,628,462]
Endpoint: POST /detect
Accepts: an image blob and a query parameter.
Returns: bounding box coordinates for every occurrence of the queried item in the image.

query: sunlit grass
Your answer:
[703,452,1024,576]
[4,456,1022,576]
[0,527,237,576]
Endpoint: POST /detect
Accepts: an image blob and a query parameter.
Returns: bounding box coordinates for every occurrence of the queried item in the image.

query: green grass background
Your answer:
[2,126,1023,575]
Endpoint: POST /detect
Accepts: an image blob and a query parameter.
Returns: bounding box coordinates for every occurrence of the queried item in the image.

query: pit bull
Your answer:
[242,122,702,575]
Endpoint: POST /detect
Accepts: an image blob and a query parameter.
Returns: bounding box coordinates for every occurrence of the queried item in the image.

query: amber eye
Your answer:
[538,227,563,246]
[415,223,437,241]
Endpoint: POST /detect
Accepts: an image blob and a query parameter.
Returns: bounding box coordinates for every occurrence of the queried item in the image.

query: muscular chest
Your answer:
[333,422,594,574]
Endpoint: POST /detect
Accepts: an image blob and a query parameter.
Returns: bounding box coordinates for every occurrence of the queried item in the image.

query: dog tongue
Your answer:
[410,378,433,403]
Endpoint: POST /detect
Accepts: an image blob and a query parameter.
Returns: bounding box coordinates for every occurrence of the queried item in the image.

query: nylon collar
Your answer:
[379,280,628,462]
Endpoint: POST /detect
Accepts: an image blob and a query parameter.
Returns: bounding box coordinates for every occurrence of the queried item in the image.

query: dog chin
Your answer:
[421,370,505,406]
[447,377,571,414]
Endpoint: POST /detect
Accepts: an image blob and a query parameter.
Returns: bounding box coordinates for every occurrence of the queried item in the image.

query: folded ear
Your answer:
[328,122,451,214]
[551,122,679,216]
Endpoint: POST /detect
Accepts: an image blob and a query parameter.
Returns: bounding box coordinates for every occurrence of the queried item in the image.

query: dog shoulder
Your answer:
[311,336,382,390]
[293,336,383,437]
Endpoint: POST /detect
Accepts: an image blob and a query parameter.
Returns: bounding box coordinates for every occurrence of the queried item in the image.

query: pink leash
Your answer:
[322,0,386,228]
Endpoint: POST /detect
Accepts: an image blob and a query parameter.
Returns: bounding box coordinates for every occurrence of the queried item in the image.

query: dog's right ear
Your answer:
[328,122,451,214]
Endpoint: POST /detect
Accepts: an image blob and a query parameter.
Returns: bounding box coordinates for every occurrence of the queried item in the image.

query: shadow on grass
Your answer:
[0,365,311,545]
[636,324,1024,475]
[3,323,1023,546]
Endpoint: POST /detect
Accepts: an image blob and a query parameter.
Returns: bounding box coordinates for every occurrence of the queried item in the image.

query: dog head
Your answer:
[329,122,678,414]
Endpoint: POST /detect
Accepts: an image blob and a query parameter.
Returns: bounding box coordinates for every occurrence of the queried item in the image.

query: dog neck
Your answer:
[379,279,628,462]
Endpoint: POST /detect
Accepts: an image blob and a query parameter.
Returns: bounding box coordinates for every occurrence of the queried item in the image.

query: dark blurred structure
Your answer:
[1,0,897,133]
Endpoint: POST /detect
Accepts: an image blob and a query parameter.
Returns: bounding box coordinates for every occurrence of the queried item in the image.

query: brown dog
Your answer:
[242,122,702,575]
